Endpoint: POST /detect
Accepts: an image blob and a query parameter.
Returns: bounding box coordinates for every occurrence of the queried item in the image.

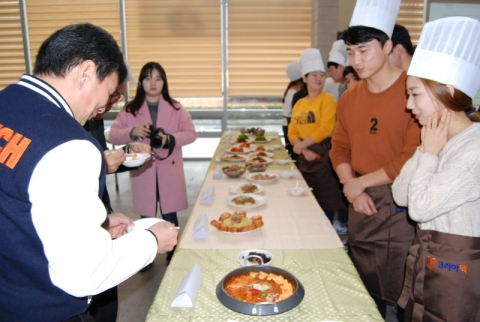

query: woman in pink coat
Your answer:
[109,62,197,258]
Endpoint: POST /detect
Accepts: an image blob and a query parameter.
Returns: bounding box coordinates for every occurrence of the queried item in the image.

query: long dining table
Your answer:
[145,132,382,321]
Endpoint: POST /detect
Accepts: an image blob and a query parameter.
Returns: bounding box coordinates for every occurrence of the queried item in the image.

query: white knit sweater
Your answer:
[392,123,480,237]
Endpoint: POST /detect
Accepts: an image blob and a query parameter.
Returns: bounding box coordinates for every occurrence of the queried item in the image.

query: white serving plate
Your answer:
[227,194,266,208]
[222,154,247,162]
[246,172,279,184]
[249,144,274,152]
[229,183,265,194]
[226,147,251,154]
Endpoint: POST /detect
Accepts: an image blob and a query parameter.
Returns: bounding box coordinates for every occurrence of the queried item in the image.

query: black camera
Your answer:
[148,125,169,149]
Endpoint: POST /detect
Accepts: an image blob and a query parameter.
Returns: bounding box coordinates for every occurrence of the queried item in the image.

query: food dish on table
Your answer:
[249,144,273,152]
[227,194,265,208]
[246,172,279,183]
[228,146,250,154]
[223,154,247,162]
[237,249,273,266]
[224,271,295,303]
[251,135,272,143]
[210,210,264,233]
[229,183,264,194]
[247,156,273,164]
[248,151,274,158]
[234,134,250,143]
[245,163,268,173]
[222,165,247,178]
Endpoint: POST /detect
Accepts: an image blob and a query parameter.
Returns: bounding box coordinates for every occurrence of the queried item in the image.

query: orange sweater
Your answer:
[330,72,421,180]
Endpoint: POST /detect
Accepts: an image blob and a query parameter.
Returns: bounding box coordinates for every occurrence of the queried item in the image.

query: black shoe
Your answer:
[139,262,153,272]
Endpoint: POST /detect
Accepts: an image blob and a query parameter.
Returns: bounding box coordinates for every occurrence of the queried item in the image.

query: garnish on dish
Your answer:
[239,183,258,193]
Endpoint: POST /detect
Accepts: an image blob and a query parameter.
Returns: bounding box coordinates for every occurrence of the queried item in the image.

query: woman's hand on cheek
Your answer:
[421,110,450,156]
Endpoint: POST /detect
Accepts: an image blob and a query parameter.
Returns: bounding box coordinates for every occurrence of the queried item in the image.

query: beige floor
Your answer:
[108,161,209,322]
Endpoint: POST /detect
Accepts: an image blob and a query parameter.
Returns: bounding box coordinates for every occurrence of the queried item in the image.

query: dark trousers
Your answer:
[88,286,118,322]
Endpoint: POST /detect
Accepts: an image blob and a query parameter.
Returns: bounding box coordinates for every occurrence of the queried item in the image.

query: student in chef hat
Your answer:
[289,48,348,227]
[282,60,303,158]
[330,0,420,319]
[393,16,480,322]
[324,39,348,101]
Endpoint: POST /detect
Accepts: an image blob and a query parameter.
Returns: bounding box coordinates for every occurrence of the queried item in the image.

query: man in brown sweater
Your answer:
[329,0,421,319]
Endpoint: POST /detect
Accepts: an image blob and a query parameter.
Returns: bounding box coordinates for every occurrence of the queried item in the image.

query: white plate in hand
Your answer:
[127,218,165,232]
[123,153,150,167]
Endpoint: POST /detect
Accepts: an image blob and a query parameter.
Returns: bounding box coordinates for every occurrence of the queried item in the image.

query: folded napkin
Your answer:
[212,165,223,179]
[192,212,209,239]
[199,186,214,205]
[171,264,202,307]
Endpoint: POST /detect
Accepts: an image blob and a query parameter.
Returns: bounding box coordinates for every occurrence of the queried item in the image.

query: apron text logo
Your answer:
[0,124,31,169]
[427,256,468,274]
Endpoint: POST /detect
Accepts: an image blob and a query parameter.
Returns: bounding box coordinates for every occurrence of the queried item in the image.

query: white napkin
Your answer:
[171,264,202,307]
[199,186,214,205]
[212,165,223,179]
[192,212,209,239]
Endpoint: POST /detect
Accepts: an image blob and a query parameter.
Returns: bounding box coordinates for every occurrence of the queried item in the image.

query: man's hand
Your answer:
[341,177,365,203]
[351,193,377,216]
[102,212,134,239]
[104,149,125,173]
[149,221,179,254]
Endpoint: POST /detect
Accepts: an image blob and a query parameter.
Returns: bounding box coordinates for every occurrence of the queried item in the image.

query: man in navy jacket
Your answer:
[0,23,178,321]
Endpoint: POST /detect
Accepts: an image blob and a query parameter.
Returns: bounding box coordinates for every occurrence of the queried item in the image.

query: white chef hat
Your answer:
[408,16,480,99]
[328,40,347,66]
[300,48,325,76]
[285,61,302,81]
[349,0,401,38]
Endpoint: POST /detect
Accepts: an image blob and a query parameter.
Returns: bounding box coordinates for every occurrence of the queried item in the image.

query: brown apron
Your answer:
[398,227,480,322]
[298,138,347,211]
[348,183,415,303]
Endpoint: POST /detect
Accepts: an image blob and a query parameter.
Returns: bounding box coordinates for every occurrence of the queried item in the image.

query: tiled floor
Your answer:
[109,161,397,322]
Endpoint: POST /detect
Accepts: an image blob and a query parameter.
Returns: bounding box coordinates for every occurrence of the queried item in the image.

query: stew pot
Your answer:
[216,265,304,316]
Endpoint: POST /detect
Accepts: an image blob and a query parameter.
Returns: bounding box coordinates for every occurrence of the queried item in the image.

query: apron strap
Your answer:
[397,243,420,308]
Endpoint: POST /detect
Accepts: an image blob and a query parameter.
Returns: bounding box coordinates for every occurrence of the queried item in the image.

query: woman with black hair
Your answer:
[109,62,197,263]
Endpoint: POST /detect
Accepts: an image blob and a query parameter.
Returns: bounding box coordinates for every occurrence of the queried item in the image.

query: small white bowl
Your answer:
[279,171,294,179]
[122,153,150,167]
[271,144,281,150]
[237,249,273,266]
[287,187,306,196]
[276,159,290,165]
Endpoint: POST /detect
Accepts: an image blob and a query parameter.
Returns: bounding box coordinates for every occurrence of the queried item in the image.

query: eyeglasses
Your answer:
[109,92,124,104]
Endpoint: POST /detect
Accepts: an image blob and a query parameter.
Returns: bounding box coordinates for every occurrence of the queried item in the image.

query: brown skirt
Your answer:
[348,184,415,303]
[298,138,347,211]
[398,227,480,322]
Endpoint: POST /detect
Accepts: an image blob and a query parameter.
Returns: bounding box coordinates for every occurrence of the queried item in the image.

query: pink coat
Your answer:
[109,97,197,216]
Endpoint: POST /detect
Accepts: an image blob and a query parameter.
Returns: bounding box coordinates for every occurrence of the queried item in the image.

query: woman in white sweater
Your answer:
[392,17,480,322]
